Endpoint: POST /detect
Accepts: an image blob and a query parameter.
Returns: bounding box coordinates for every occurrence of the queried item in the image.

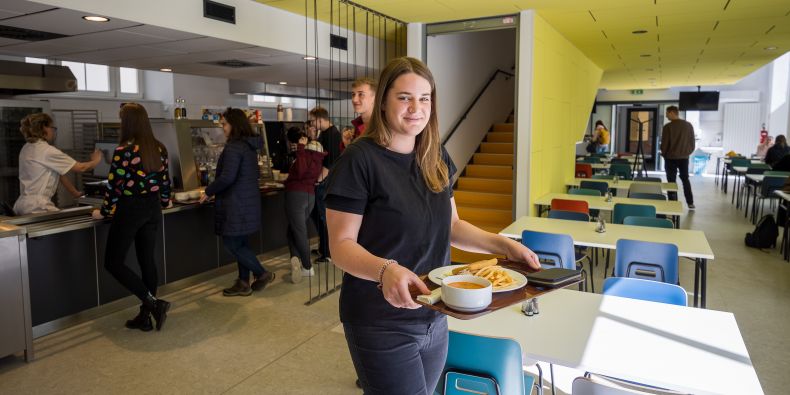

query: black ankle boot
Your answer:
[143,293,171,331]
[125,305,153,332]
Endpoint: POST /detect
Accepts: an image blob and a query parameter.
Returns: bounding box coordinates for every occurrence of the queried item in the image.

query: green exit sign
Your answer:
[631,89,644,95]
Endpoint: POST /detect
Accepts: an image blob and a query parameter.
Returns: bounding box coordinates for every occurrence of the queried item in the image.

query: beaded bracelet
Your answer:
[376,259,397,290]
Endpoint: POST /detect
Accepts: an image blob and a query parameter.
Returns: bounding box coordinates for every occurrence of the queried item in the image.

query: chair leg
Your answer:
[549,363,556,395]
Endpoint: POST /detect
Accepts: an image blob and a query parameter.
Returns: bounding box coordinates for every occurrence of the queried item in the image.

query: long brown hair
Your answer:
[222,108,254,141]
[366,57,448,193]
[119,103,164,172]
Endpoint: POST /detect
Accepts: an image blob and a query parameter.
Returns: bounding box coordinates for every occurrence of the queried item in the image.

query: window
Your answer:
[25,57,47,64]
[119,67,139,94]
[61,61,87,90]
[61,61,110,92]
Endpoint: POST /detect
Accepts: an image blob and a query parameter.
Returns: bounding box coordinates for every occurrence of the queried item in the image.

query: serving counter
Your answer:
[1,187,290,346]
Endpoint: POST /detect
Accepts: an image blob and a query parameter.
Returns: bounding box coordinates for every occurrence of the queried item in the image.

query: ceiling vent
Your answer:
[203,59,269,68]
[0,25,67,41]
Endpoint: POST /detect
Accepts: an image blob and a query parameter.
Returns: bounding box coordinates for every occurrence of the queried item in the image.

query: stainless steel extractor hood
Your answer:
[229,79,350,100]
[0,60,77,95]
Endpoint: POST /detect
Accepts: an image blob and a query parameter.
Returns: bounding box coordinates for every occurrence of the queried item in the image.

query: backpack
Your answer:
[745,214,778,249]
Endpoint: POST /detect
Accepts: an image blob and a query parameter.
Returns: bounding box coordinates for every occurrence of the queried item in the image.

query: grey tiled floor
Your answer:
[0,175,787,394]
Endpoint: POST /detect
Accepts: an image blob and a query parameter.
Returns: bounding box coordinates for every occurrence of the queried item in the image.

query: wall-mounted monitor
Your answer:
[678,91,720,111]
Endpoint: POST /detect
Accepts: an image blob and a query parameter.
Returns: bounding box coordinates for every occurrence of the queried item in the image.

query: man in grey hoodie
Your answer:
[661,106,695,209]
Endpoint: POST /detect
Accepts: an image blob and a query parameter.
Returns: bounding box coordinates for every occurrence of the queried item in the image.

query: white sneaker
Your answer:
[301,268,315,277]
[290,256,303,284]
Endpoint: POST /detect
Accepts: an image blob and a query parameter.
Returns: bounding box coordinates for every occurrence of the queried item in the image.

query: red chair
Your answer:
[575,163,593,178]
[550,198,589,215]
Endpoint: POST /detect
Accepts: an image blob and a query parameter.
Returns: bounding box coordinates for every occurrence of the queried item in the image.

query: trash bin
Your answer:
[692,153,710,176]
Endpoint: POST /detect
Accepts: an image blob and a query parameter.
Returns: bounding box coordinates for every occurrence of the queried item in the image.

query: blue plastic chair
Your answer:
[612,203,656,224]
[628,192,667,200]
[614,239,679,284]
[548,210,590,222]
[602,277,687,306]
[622,216,674,228]
[580,180,608,196]
[633,176,662,182]
[438,331,537,395]
[523,229,593,292]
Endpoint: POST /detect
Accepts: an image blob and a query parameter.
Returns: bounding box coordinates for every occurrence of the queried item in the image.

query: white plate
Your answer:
[428,265,528,293]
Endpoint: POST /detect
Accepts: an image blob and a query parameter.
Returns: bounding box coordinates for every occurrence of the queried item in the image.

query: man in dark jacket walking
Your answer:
[661,105,696,209]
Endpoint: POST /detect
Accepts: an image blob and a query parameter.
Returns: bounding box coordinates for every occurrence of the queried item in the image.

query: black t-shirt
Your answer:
[325,137,457,325]
[317,125,342,170]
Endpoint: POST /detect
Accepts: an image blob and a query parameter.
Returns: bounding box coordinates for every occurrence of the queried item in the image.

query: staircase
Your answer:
[452,122,514,264]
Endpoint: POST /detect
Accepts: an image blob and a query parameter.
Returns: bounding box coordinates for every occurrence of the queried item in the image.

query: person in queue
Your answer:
[765,134,790,168]
[350,76,377,139]
[200,108,275,296]
[324,57,541,394]
[308,106,342,264]
[92,103,172,332]
[284,127,327,283]
[14,113,102,215]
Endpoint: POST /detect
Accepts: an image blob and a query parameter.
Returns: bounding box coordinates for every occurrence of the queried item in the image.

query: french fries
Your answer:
[450,258,515,289]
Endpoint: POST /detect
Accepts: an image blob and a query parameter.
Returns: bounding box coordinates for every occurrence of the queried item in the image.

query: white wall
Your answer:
[514,11,534,218]
[768,52,790,137]
[407,23,425,61]
[427,28,517,139]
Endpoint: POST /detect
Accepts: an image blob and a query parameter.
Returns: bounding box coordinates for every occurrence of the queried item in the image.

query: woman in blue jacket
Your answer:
[201,108,274,296]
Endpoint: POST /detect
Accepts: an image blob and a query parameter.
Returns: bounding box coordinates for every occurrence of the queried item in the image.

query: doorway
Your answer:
[625,108,658,171]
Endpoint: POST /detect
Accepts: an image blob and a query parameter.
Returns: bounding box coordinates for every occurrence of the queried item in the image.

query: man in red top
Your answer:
[345,77,377,148]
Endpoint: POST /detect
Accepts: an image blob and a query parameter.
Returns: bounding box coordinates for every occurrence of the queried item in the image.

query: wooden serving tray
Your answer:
[412,258,583,320]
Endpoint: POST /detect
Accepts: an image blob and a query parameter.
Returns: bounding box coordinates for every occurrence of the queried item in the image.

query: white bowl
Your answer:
[174,192,190,202]
[441,274,492,312]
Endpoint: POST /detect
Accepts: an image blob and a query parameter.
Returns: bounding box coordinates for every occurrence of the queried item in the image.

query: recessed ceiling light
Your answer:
[632,30,648,34]
[159,68,172,72]
[278,81,287,85]
[82,16,109,22]
[640,54,652,57]
[765,46,778,51]
[303,56,317,60]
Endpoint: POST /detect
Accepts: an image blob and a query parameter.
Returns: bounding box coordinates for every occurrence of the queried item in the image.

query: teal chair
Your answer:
[592,174,615,180]
[609,164,632,180]
[580,157,601,164]
[602,277,687,306]
[438,331,539,395]
[612,203,656,224]
[623,216,674,228]
[764,171,790,177]
[629,192,667,200]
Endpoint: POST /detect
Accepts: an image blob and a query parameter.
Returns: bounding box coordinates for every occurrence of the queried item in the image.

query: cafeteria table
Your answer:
[533,193,684,227]
[566,178,677,194]
[449,289,763,395]
[500,216,714,308]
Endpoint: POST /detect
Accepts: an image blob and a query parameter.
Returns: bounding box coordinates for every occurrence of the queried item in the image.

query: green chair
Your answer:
[609,164,632,180]
[629,192,667,200]
[613,203,656,224]
[569,188,601,196]
[623,216,674,228]
[592,174,615,180]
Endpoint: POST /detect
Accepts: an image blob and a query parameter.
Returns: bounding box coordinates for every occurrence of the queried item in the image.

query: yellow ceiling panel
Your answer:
[257,0,790,89]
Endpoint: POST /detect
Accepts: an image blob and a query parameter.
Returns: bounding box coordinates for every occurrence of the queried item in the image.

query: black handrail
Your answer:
[442,69,515,145]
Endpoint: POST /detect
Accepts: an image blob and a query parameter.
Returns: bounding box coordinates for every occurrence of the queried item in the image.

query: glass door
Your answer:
[626,108,658,170]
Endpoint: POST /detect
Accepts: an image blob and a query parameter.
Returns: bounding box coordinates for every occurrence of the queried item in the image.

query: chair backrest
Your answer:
[761,176,787,196]
[623,216,674,228]
[613,203,656,224]
[764,170,790,176]
[549,209,590,222]
[592,174,615,180]
[551,198,589,214]
[746,167,768,175]
[610,164,633,179]
[521,230,576,270]
[582,157,601,164]
[629,192,667,200]
[749,163,771,170]
[576,163,593,178]
[731,158,751,167]
[610,158,630,164]
[628,183,662,196]
[580,180,609,195]
[569,188,602,197]
[602,277,687,306]
[633,176,662,182]
[441,331,525,395]
[615,239,679,284]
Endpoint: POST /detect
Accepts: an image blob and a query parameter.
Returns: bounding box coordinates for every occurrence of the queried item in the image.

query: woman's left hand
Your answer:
[503,238,541,270]
[198,194,210,204]
[91,209,104,220]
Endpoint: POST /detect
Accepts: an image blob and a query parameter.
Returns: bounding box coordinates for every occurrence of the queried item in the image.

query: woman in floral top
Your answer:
[92,103,173,332]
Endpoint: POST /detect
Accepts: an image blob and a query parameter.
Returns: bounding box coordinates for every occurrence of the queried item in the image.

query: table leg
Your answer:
[701,259,707,309]
[693,258,700,308]
[715,158,720,186]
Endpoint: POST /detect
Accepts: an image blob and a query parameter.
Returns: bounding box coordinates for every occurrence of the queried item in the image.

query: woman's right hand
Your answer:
[380,263,430,309]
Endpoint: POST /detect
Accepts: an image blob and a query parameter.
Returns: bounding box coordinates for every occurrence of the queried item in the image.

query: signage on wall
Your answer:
[631,89,644,95]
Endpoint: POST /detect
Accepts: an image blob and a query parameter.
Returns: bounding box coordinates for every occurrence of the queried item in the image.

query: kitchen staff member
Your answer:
[14,113,101,215]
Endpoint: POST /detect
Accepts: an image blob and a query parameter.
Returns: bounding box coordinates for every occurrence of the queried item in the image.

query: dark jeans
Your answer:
[222,235,267,282]
[104,195,162,302]
[344,318,449,395]
[665,157,694,204]
[285,191,315,270]
[311,180,330,258]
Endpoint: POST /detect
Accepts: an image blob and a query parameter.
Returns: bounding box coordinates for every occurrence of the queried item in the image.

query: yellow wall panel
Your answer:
[528,13,603,215]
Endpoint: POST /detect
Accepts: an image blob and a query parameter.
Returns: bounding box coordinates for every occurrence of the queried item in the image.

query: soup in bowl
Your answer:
[441,274,492,312]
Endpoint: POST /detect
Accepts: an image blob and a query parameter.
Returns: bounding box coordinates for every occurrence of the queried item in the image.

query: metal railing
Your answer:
[442,69,515,145]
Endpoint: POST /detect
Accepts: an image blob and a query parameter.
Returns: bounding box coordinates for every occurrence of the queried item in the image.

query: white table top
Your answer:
[448,289,763,395]
[500,216,713,259]
[567,178,678,192]
[534,193,685,216]
[733,166,749,173]
[723,158,763,164]
[746,174,764,183]
[774,190,790,201]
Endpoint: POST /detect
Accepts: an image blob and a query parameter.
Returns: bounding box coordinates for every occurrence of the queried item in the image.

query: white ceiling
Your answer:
[0,0,367,89]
